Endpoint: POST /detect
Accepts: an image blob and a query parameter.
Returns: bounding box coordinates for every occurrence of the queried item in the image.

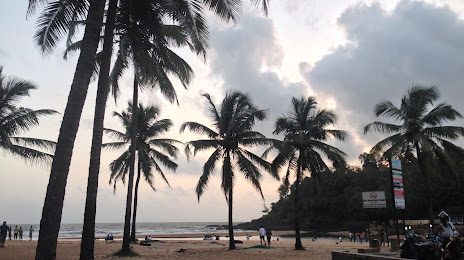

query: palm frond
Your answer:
[196,148,222,200]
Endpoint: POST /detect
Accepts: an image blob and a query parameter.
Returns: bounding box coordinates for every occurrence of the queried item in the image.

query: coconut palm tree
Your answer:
[0,66,58,164]
[28,0,107,258]
[363,85,464,223]
[268,96,347,250]
[103,103,179,241]
[180,91,279,250]
[29,0,271,257]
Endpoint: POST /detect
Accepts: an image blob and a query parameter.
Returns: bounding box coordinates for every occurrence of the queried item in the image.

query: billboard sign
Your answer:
[394,187,405,209]
[391,158,405,209]
[391,158,402,170]
[392,170,403,187]
[362,191,387,208]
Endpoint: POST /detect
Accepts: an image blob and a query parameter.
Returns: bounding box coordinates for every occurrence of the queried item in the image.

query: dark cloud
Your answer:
[301,0,464,161]
[209,14,307,137]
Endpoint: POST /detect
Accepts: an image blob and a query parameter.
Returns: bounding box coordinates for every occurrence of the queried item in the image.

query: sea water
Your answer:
[11,222,238,239]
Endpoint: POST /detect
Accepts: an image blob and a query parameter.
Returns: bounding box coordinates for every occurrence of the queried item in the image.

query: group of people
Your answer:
[0,221,34,247]
[258,226,273,246]
[348,231,369,244]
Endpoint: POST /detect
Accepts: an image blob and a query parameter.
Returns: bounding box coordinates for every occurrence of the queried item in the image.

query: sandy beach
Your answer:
[0,231,398,259]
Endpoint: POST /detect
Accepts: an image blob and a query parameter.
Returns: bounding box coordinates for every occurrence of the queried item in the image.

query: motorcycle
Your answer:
[400,228,442,260]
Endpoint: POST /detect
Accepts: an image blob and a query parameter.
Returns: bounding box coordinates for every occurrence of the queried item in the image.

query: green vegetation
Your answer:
[250,150,464,230]
[364,85,464,223]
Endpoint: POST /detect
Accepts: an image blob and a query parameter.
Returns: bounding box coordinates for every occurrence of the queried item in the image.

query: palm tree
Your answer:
[363,85,464,223]
[29,0,271,257]
[28,0,107,258]
[180,91,279,250]
[269,96,347,250]
[103,103,179,241]
[0,66,58,164]
[110,2,200,251]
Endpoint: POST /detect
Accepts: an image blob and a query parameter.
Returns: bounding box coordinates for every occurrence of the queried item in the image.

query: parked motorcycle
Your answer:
[400,229,442,260]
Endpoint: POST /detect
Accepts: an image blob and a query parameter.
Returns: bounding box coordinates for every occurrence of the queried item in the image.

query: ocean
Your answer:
[10,222,241,239]
[8,222,339,242]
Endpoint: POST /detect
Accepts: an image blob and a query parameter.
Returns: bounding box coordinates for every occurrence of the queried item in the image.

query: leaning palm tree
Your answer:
[0,66,58,164]
[268,96,347,250]
[181,91,279,250]
[29,0,271,258]
[364,85,464,223]
[28,0,107,258]
[103,103,179,241]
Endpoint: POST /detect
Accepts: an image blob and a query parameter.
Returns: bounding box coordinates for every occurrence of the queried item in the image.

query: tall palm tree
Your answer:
[363,85,464,223]
[180,91,279,250]
[28,0,107,258]
[110,1,200,251]
[29,0,271,258]
[103,103,179,241]
[268,96,347,250]
[0,66,58,164]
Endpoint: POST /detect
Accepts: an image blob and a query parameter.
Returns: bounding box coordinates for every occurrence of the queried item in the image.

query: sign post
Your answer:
[390,158,405,248]
[362,191,386,244]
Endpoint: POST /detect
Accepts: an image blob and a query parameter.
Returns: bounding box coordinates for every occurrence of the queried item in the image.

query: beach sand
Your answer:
[0,231,398,259]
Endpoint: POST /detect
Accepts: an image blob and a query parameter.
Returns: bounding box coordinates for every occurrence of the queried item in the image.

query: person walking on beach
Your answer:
[266,228,272,247]
[13,226,18,240]
[19,227,23,240]
[29,226,34,241]
[349,232,353,242]
[0,221,8,247]
[246,234,250,241]
[259,226,266,245]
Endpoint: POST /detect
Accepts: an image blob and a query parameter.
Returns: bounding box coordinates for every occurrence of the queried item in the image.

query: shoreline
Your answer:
[58,230,299,240]
[1,232,398,260]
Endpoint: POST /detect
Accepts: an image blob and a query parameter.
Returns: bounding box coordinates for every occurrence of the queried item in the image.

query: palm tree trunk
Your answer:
[79,0,118,258]
[131,160,142,242]
[35,1,106,259]
[415,143,434,224]
[294,152,303,250]
[228,185,235,250]
[121,77,139,253]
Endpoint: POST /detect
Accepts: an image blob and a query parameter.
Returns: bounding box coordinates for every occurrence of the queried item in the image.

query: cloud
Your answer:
[301,0,464,162]
[208,13,307,137]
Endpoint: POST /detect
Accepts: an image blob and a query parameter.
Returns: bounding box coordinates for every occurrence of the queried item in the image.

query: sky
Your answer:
[1,0,464,224]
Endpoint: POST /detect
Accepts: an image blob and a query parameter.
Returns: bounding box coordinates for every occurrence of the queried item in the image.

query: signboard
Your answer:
[391,158,402,170]
[362,191,387,208]
[390,158,405,209]
[394,187,405,209]
[392,170,403,187]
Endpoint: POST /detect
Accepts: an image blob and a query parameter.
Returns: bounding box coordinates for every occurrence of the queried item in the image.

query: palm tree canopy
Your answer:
[180,91,279,201]
[0,66,58,165]
[270,96,347,189]
[103,102,180,191]
[364,85,464,160]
